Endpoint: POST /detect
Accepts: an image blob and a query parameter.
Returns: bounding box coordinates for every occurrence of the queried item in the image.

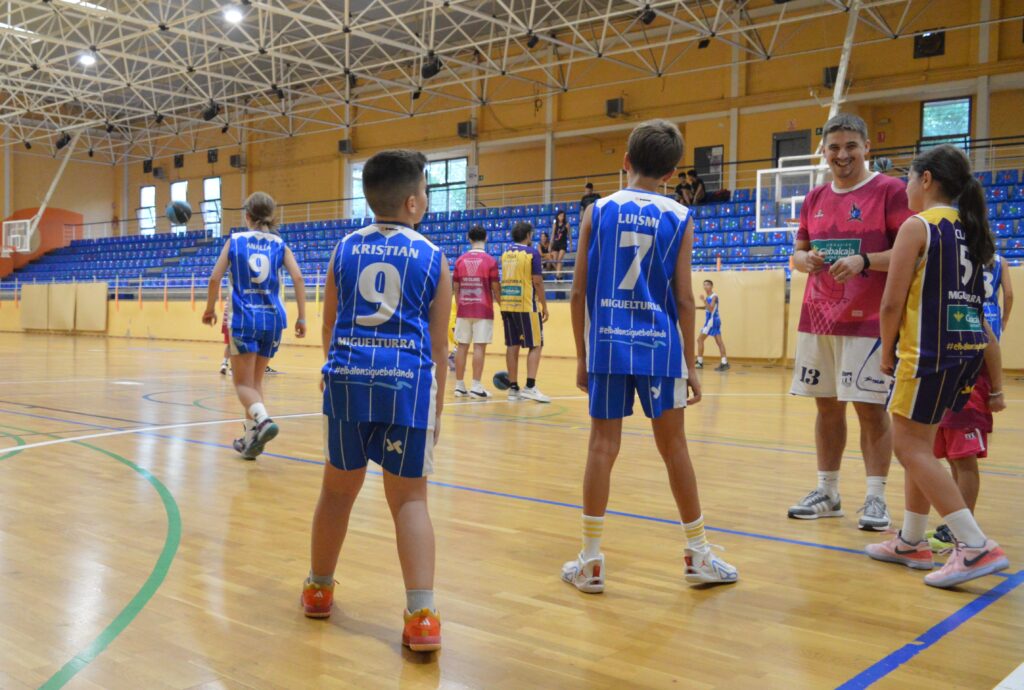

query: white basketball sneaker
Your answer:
[684,544,739,585]
[519,386,551,403]
[561,553,605,593]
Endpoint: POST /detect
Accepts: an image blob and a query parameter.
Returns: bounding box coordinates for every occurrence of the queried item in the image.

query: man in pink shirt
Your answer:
[788,113,913,531]
[452,225,501,398]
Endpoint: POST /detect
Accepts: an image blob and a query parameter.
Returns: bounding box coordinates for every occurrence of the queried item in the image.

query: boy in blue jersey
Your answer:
[202,192,307,459]
[696,279,729,371]
[302,150,452,652]
[561,120,738,593]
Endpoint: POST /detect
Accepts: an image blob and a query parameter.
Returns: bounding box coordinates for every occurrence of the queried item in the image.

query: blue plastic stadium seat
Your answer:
[722,218,739,231]
[976,171,994,186]
[996,170,1020,185]
[998,203,1022,219]
[733,189,751,202]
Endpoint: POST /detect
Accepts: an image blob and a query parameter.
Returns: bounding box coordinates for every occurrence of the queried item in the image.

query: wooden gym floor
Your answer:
[0,332,1021,690]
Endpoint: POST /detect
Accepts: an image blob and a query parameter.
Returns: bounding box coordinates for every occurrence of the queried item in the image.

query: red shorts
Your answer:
[221,321,229,344]
[933,427,988,461]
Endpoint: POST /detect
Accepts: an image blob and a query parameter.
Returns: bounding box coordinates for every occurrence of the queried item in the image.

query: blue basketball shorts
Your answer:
[230,328,282,358]
[588,373,688,420]
[323,417,434,478]
[701,318,721,337]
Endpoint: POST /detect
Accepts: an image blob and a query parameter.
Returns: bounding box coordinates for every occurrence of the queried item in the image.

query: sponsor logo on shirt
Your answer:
[848,203,863,222]
[947,305,983,332]
[810,238,862,263]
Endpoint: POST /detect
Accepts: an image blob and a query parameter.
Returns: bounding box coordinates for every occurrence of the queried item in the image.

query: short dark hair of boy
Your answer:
[511,221,534,243]
[687,169,699,178]
[585,182,594,190]
[626,119,684,178]
[467,225,487,243]
[362,149,427,217]
[704,279,714,286]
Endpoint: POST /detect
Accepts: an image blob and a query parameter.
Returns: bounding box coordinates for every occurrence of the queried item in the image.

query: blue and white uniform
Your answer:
[983,255,1004,340]
[701,293,721,336]
[584,189,691,419]
[227,230,287,358]
[322,223,442,477]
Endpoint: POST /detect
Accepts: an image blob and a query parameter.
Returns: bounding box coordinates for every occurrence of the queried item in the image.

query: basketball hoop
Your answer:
[2,220,32,257]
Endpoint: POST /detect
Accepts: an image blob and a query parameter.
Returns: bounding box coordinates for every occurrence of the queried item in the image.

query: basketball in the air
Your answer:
[166,200,193,224]
[492,370,511,390]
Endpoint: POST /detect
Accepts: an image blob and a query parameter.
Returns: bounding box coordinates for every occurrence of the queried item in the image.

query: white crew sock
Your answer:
[581,514,604,560]
[944,508,987,548]
[471,379,482,390]
[406,589,435,613]
[696,356,703,364]
[248,402,269,424]
[817,470,840,500]
[455,379,465,390]
[865,476,887,499]
[682,515,709,550]
[899,510,929,544]
[721,357,728,364]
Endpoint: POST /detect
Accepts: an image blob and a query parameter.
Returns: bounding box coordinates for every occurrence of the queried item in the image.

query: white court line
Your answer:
[0,395,588,454]
[0,372,226,386]
[996,662,1024,690]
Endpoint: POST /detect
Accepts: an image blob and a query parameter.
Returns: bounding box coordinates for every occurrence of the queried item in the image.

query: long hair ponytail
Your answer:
[909,144,994,266]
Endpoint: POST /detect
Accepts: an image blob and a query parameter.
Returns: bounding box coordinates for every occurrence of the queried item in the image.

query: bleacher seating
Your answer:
[3,169,1023,291]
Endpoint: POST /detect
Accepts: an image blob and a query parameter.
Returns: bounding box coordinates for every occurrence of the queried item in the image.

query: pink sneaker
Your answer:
[924,539,1009,589]
[865,534,934,570]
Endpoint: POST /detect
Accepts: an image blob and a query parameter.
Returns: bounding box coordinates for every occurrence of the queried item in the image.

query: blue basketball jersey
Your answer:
[704,293,721,329]
[227,230,287,335]
[983,254,1003,340]
[323,223,442,429]
[585,189,691,378]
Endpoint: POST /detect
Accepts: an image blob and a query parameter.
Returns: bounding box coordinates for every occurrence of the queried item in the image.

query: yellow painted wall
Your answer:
[11,154,115,225]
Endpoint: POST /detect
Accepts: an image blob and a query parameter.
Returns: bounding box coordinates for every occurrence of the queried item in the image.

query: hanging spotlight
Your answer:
[105,121,115,133]
[526,31,539,49]
[154,112,165,124]
[223,6,243,24]
[421,53,442,80]
[201,100,221,121]
[23,141,32,150]
[88,148,94,158]
[412,88,422,100]
[697,38,711,49]
[55,132,72,149]
[347,73,358,89]
[221,123,230,134]
[78,52,97,67]
[640,6,656,24]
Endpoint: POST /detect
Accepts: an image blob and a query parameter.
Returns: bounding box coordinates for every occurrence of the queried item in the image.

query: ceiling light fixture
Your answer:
[526,31,539,49]
[224,6,243,24]
[221,123,230,134]
[23,141,32,150]
[154,112,165,124]
[421,53,442,80]
[105,121,115,133]
[698,38,711,49]
[78,52,96,66]
[640,6,656,25]
[201,101,221,121]
[55,132,72,150]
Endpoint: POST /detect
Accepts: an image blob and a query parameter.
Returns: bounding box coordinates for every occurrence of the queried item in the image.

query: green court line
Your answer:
[0,429,27,461]
[0,424,181,689]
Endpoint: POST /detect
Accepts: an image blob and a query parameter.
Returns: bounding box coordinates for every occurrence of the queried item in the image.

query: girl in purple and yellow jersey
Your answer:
[867,145,1009,588]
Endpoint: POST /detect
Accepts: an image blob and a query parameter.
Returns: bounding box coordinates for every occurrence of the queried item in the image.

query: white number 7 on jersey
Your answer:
[618,231,654,290]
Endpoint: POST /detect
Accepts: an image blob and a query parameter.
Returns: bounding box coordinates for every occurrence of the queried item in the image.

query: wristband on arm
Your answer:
[859,252,871,275]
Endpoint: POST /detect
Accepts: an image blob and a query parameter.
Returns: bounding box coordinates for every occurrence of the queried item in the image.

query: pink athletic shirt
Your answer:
[453,249,499,319]
[796,173,912,337]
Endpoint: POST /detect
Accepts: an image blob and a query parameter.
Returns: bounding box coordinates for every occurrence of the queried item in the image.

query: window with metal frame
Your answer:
[138,185,157,236]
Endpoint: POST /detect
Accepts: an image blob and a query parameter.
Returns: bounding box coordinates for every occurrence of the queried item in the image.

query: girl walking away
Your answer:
[203,192,307,459]
[868,144,1009,588]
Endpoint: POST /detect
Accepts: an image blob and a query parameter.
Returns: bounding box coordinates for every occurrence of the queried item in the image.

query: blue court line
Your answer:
[837,570,1024,689]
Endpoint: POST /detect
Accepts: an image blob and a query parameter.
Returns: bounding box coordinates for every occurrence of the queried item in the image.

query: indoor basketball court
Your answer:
[1,1,1023,689]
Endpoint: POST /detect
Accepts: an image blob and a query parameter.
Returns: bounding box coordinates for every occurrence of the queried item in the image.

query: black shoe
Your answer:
[714,363,730,372]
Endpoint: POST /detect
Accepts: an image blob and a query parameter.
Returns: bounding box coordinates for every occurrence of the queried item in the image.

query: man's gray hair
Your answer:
[822,113,868,141]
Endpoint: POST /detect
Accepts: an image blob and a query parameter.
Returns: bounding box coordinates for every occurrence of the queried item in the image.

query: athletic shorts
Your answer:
[701,319,721,337]
[323,417,434,478]
[790,332,890,404]
[502,311,543,348]
[933,427,988,461]
[888,356,984,425]
[454,317,494,345]
[588,373,687,420]
[230,329,282,359]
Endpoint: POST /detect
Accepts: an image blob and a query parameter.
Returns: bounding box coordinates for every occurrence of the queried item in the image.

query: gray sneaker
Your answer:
[788,489,843,519]
[714,363,730,372]
[857,495,892,531]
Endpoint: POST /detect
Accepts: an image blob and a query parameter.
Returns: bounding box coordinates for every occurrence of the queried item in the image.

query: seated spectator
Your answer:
[682,170,706,205]
[538,232,554,271]
[673,171,690,203]
[580,183,601,211]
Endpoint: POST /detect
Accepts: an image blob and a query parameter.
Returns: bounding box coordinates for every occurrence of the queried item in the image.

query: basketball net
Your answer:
[805,272,849,334]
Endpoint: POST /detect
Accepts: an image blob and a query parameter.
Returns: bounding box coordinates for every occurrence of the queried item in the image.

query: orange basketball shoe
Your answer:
[302,580,334,618]
[402,608,441,652]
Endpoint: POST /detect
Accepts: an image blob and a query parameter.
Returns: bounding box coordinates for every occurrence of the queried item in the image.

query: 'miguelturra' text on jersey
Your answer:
[896,206,988,377]
[323,224,442,429]
[228,230,287,334]
[585,189,691,378]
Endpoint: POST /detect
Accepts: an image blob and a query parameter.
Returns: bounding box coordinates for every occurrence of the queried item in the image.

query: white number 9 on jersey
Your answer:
[357,262,402,326]
[248,253,271,284]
